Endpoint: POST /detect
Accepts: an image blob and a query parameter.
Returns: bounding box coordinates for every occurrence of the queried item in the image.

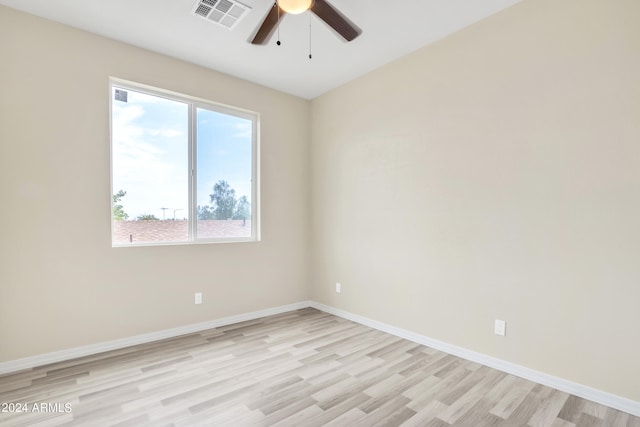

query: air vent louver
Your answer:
[195,4,212,17]
[191,0,250,30]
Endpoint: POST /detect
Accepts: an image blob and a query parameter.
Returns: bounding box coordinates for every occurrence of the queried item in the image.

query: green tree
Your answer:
[197,205,215,220]
[136,214,159,220]
[113,190,129,221]
[233,195,251,224]
[209,180,237,220]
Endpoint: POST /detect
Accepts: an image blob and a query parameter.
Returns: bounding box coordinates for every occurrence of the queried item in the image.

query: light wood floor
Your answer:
[0,308,638,426]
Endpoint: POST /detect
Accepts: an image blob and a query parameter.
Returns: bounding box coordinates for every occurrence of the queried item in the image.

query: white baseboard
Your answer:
[2,300,638,418]
[0,301,311,376]
[309,301,640,418]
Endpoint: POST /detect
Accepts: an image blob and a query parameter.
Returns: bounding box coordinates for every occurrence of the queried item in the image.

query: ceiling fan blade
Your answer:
[251,2,285,45]
[310,0,361,42]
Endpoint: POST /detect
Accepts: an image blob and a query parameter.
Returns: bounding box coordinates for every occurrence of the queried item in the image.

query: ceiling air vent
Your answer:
[192,0,251,30]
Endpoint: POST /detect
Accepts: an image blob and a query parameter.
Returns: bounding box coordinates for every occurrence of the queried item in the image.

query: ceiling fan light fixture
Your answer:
[276,0,314,15]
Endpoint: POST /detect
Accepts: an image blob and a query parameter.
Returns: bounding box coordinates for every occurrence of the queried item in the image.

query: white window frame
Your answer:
[109,78,260,247]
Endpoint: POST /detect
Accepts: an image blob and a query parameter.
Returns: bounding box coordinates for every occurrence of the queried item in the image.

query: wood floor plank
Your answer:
[270,403,323,427]
[453,399,505,427]
[549,418,576,427]
[400,399,448,426]
[502,384,552,424]
[490,377,538,419]
[575,412,605,427]
[304,392,371,427]
[260,396,317,425]
[604,407,631,427]
[405,367,473,412]
[437,368,506,424]
[527,389,571,427]
[0,308,638,426]
[321,407,366,427]
[373,406,417,427]
[628,413,640,427]
[352,394,413,427]
[557,394,585,423]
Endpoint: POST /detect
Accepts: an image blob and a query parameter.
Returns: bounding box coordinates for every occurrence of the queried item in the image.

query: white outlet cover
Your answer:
[336,283,341,293]
[495,319,506,336]
[195,292,203,304]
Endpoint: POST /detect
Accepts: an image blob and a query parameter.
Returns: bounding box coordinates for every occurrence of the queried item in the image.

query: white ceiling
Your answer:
[0,0,523,99]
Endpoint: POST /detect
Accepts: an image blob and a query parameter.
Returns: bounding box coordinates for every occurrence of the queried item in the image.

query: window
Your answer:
[110,79,259,246]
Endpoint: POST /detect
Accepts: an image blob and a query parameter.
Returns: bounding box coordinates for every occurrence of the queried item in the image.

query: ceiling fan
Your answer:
[251,0,361,45]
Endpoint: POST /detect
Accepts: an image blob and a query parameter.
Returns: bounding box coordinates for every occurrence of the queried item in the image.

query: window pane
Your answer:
[111,87,189,244]
[196,108,253,240]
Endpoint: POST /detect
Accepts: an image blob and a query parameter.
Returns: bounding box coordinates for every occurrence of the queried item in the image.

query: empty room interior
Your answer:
[1,0,639,425]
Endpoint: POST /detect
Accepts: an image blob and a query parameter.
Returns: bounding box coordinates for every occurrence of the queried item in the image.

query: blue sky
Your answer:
[111,87,252,220]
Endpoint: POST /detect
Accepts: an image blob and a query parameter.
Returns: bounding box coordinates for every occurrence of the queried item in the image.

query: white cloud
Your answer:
[112,101,188,219]
[232,121,252,138]
[149,129,184,138]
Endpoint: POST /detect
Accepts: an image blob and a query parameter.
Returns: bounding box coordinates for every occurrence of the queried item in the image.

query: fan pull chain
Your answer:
[308,11,312,59]
[276,4,281,46]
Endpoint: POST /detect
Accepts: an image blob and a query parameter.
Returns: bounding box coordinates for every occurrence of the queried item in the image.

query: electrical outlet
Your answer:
[335,282,341,293]
[494,319,506,336]
[195,292,203,305]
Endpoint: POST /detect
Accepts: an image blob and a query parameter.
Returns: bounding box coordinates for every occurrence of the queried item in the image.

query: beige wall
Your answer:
[310,0,640,402]
[0,6,310,361]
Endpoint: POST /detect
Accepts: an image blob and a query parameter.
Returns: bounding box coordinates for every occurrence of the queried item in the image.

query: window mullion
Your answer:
[188,104,196,242]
